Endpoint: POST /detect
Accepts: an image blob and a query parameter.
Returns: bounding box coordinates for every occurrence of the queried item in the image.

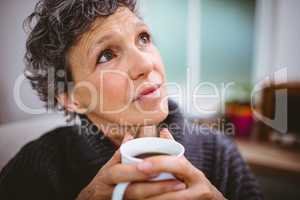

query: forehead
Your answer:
[80,7,141,43]
[67,7,143,76]
[93,7,139,31]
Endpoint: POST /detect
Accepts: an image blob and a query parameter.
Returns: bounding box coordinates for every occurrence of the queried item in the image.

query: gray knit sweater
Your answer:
[0,100,263,200]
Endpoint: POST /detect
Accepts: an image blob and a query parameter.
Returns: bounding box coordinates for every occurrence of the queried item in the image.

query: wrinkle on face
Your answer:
[68,7,147,82]
[64,7,169,134]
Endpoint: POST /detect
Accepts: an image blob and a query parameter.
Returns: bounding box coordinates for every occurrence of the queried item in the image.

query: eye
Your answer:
[97,49,115,64]
[138,32,151,46]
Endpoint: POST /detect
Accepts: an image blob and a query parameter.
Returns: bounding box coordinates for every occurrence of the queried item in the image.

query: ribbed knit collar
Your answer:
[67,98,186,176]
[78,98,185,155]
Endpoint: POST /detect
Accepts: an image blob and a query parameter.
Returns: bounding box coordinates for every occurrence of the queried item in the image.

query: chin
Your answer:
[132,97,169,125]
[140,110,169,125]
[91,97,169,126]
[113,102,169,126]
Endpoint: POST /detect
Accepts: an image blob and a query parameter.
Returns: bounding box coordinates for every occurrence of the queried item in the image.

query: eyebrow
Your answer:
[88,21,148,56]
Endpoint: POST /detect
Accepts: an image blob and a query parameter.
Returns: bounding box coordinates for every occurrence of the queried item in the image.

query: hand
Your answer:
[76,132,186,200]
[135,128,226,200]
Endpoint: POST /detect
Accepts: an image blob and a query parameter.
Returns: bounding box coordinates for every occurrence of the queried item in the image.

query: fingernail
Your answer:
[149,173,159,178]
[137,161,153,171]
[160,129,168,137]
[161,128,168,132]
[173,183,186,190]
[127,134,134,140]
[122,134,133,143]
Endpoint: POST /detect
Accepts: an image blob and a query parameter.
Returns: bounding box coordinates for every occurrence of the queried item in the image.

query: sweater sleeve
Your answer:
[217,136,264,200]
[0,141,57,200]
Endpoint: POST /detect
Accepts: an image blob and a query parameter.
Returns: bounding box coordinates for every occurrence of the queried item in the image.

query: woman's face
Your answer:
[67,7,169,126]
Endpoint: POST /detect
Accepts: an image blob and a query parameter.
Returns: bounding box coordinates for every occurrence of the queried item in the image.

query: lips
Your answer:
[135,84,161,101]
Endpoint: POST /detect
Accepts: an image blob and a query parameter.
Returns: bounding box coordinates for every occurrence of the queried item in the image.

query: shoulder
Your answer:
[0,126,78,193]
[0,125,76,198]
[182,120,236,155]
[181,121,241,176]
[182,122,263,199]
[14,126,77,163]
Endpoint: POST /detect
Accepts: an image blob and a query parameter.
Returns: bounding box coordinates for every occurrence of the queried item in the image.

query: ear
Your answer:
[56,93,81,113]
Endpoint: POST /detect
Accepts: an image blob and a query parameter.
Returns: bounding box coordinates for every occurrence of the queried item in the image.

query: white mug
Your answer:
[111,137,185,200]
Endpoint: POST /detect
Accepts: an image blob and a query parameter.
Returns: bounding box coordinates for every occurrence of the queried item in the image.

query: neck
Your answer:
[86,113,158,146]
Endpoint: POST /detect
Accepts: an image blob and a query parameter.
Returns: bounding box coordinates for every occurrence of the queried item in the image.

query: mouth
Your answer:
[134,84,161,101]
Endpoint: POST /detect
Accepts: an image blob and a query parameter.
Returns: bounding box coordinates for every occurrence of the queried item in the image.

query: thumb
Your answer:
[159,128,175,140]
[122,132,134,144]
[104,149,121,168]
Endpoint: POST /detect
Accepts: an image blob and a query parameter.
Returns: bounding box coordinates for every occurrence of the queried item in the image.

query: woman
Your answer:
[0,0,263,200]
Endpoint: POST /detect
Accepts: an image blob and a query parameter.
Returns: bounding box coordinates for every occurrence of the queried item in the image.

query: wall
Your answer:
[0,0,45,124]
[0,0,189,124]
[139,0,188,85]
[201,0,256,85]
[1,0,299,124]
[253,0,300,83]
[275,0,300,81]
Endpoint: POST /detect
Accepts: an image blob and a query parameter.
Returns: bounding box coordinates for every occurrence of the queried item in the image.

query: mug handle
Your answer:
[112,182,129,200]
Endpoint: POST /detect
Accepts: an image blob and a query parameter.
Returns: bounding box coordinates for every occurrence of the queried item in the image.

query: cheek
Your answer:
[98,72,131,104]
[72,80,98,109]
[152,49,166,79]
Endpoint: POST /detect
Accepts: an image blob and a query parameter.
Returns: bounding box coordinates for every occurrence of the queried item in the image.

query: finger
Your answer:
[122,132,134,144]
[102,149,121,169]
[137,156,201,182]
[104,164,156,185]
[143,189,191,200]
[159,128,174,140]
[105,133,133,167]
[125,180,186,200]
[104,133,133,168]
[144,184,224,200]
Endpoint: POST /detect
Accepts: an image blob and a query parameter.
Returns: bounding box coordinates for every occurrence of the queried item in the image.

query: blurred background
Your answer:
[0,0,300,199]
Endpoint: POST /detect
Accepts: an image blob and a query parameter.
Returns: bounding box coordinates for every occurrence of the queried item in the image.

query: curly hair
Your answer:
[24,0,137,117]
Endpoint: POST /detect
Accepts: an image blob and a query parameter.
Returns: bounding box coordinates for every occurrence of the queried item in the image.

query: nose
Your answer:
[127,47,154,80]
